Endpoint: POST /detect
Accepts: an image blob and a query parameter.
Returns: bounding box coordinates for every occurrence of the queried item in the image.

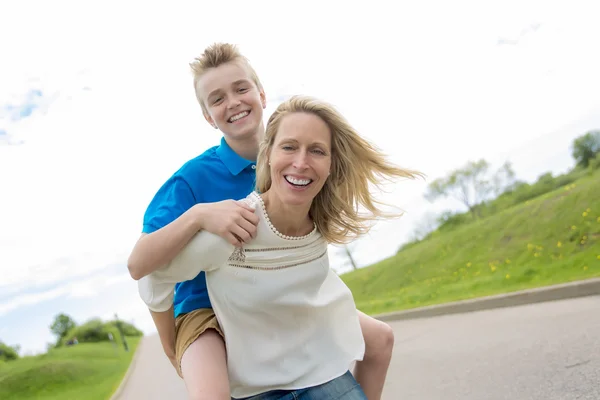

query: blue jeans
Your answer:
[236,370,367,400]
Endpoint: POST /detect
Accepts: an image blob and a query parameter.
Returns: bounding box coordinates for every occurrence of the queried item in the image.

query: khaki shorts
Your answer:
[174,308,224,377]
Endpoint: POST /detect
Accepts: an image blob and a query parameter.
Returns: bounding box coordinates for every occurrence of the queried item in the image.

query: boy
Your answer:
[128,43,394,400]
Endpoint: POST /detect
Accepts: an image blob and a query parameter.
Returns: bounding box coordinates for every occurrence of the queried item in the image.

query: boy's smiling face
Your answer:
[197,61,266,144]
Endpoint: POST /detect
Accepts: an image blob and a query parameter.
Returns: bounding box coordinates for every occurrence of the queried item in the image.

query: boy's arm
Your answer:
[128,199,259,280]
[150,307,178,370]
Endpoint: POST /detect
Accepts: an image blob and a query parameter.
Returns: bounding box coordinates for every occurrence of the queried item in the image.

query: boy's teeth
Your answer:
[285,176,311,186]
[229,111,249,122]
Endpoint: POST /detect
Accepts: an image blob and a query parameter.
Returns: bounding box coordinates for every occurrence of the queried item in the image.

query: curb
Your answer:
[109,337,145,400]
[373,277,600,322]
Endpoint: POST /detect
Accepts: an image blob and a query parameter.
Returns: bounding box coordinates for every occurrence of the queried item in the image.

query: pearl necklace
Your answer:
[251,192,316,241]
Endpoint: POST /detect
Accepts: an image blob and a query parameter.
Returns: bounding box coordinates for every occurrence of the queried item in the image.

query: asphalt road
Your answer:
[115,295,600,400]
[382,295,600,400]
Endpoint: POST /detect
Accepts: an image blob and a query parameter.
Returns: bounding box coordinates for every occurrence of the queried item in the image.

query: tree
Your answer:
[425,159,515,218]
[491,161,517,196]
[332,243,359,271]
[410,212,440,242]
[572,130,600,168]
[50,313,77,345]
[0,341,19,361]
[342,245,358,271]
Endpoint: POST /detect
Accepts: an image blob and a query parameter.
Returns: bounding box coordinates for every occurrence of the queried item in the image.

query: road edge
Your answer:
[373,277,600,322]
[109,336,145,400]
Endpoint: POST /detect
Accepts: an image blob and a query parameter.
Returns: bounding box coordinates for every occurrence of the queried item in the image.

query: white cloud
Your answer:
[0,271,132,316]
[0,286,67,316]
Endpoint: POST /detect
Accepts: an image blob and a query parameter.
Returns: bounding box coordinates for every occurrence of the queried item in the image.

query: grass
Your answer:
[0,337,141,400]
[342,169,600,315]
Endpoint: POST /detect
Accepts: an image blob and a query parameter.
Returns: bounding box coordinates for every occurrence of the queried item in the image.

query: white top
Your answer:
[138,192,365,398]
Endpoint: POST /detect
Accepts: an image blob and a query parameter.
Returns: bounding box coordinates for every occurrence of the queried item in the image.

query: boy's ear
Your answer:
[203,112,218,129]
[260,90,267,109]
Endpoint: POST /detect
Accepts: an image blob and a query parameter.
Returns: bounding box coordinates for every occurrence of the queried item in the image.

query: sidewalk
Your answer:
[374,277,600,322]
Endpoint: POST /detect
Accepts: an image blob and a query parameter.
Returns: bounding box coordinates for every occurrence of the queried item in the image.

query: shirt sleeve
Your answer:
[142,176,197,234]
[137,230,236,312]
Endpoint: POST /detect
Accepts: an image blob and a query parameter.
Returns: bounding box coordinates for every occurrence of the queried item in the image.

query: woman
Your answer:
[138,95,422,399]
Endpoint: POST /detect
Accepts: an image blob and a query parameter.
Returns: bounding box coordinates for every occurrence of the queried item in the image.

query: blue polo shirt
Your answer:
[142,137,256,317]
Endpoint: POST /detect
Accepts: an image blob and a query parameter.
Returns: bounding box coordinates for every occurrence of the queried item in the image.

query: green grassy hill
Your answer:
[342,169,600,315]
[0,338,140,400]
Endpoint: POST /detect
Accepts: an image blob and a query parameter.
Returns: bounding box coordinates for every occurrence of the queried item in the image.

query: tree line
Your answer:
[405,130,600,250]
[1,313,143,361]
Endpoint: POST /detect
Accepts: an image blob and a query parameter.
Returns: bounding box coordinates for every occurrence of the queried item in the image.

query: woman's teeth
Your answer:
[285,176,312,186]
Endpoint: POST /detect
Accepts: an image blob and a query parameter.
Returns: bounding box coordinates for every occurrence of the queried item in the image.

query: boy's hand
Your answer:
[195,200,259,246]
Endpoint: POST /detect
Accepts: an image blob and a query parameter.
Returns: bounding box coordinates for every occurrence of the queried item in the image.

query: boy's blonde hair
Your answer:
[190,42,264,114]
[256,95,424,245]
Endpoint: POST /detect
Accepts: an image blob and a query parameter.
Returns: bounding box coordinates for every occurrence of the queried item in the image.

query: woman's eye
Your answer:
[238,87,249,93]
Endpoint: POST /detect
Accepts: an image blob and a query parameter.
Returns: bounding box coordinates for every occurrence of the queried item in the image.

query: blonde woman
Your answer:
[138,95,421,399]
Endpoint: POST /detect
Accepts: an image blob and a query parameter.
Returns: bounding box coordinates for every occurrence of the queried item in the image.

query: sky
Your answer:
[1,0,600,354]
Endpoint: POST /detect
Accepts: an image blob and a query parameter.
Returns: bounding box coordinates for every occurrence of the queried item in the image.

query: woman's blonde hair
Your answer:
[256,95,424,244]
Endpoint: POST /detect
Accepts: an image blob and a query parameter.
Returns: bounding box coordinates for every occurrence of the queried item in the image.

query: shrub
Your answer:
[0,342,19,361]
[62,318,142,345]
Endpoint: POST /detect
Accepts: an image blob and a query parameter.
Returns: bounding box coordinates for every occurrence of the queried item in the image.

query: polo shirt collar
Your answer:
[216,137,255,175]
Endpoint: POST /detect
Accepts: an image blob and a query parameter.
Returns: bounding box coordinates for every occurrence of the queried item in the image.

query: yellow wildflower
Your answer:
[583,212,588,217]
[466,262,472,267]
[505,274,510,279]
[572,225,577,230]
[557,241,562,248]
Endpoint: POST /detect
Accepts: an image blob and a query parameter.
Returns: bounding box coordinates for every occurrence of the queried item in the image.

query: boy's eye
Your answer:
[282,145,295,151]
[238,87,249,93]
[212,97,223,105]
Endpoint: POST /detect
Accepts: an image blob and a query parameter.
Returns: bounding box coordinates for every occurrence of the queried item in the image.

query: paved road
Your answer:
[382,295,600,400]
[114,334,187,400]
[115,296,600,400]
